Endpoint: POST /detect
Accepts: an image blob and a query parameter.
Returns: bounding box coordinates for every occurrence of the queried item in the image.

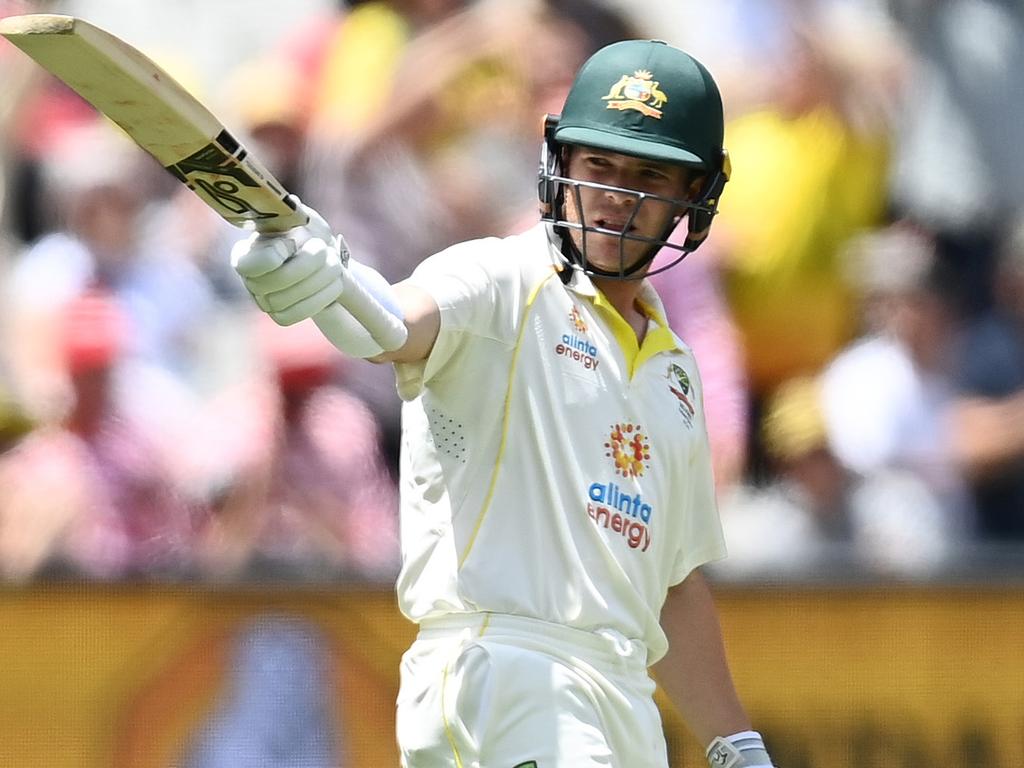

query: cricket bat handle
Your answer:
[327,266,409,354]
[257,213,409,354]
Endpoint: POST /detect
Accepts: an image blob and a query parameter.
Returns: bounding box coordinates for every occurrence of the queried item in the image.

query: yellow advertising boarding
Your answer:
[0,584,1021,767]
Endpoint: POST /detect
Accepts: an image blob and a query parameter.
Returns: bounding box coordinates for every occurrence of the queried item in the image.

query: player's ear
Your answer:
[684,172,706,202]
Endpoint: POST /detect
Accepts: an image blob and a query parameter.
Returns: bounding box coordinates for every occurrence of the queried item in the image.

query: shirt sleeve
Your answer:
[393,237,526,400]
[668,377,728,585]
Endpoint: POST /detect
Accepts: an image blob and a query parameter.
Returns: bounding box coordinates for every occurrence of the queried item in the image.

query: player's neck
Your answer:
[593,276,649,343]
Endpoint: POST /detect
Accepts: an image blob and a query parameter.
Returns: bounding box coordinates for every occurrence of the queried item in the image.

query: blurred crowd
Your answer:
[1,0,1022,584]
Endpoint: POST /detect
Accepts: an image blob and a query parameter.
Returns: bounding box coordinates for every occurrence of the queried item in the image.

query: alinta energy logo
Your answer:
[554,305,600,371]
[585,422,654,552]
[570,306,587,333]
[604,423,650,477]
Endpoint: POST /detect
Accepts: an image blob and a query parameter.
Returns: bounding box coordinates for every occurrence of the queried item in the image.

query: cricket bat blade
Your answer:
[0,13,304,232]
[0,14,408,352]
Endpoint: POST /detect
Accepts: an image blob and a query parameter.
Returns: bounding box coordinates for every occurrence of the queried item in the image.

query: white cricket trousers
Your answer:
[396,612,670,768]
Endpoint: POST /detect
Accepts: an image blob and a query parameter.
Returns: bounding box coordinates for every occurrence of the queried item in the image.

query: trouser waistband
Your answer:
[417,612,649,670]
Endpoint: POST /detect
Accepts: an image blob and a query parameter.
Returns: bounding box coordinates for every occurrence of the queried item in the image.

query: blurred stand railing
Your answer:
[707,541,1024,587]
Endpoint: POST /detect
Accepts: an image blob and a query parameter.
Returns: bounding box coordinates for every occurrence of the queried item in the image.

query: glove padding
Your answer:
[231,200,349,327]
[706,731,775,768]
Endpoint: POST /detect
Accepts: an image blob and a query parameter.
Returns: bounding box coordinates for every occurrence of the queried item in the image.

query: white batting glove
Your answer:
[231,199,349,327]
[706,731,775,768]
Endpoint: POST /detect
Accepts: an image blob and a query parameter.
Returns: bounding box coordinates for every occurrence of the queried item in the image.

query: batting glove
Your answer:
[231,199,350,327]
[706,730,775,768]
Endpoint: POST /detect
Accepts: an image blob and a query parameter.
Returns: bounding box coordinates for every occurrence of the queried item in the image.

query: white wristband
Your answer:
[706,730,774,768]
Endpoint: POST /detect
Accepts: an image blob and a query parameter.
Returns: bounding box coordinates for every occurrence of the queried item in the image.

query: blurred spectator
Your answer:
[0,373,32,455]
[948,219,1024,541]
[546,0,641,53]
[607,0,818,116]
[307,0,475,142]
[649,227,749,491]
[0,292,199,581]
[3,122,217,417]
[716,376,841,576]
[4,83,95,243]
[885,0,1024,318]
[0,0,37,247]
[222,55,312,199]
[138,183,252,309]
[306,0,563,280]
[183,615,340,768]
[712,12,892,402]
[819,224,970,549]
[1,3,100,245]
[607,0,905,123]
[718,374,953,578]
[197,317,399,582]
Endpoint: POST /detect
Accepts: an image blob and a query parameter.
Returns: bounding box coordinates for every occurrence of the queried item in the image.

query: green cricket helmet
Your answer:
[539,39,730,279]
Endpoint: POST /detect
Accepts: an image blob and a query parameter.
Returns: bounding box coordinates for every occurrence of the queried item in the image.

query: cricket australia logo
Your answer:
[666,363,696,427]
[603,69,668,118]
[604,423,650,478]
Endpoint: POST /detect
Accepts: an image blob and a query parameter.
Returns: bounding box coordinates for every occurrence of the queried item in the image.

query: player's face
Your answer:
[563,147,693,274]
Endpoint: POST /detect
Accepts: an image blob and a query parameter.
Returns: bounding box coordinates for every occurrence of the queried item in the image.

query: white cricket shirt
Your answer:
[394,224,726,663]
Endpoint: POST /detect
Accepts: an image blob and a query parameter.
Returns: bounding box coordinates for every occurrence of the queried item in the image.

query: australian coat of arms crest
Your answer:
[603,69,668,118]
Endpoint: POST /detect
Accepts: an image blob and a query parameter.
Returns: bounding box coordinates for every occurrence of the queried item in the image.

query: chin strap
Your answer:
[550,222,666,282]
[546,201,693,281]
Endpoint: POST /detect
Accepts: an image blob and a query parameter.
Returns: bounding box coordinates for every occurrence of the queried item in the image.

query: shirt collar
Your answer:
[542,222,688,359]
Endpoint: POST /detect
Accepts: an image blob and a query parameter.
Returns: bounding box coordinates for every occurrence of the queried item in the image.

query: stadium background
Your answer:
[3,0,1024,766]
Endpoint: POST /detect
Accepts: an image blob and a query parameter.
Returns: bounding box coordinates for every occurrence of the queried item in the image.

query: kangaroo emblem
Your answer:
[649,82,668,109]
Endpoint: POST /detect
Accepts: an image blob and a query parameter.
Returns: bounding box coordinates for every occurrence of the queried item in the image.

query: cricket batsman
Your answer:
[233,39,776,768]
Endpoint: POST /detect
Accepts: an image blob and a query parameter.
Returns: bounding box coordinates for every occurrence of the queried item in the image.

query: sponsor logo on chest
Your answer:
[584,423,654,552]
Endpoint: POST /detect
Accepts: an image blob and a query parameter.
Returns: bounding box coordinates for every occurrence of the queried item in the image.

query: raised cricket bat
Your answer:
[0,13,408,352]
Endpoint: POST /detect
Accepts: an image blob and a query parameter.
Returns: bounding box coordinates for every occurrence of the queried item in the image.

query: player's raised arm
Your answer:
[231,198,440,365]
[371,281,441,364]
